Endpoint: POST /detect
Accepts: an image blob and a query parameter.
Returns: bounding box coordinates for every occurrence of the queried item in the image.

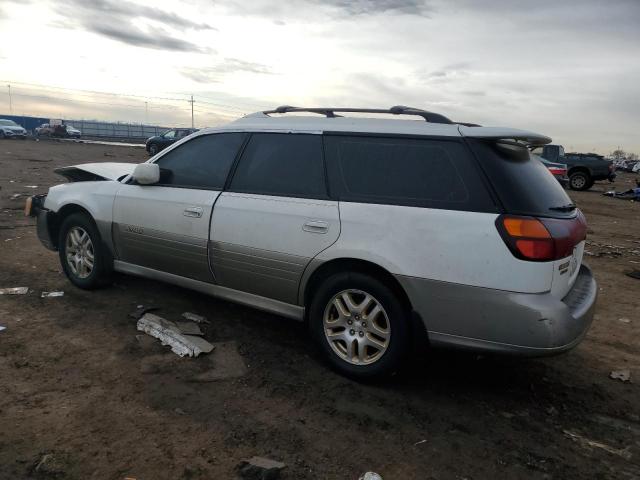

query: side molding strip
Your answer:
[114,260,305,321]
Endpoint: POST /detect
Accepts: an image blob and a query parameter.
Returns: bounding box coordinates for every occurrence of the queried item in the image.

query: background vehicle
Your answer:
[145,128,197,155]
[36,122,81,138]
[0,119,27,139]
[532,144,615,190]
[534,154,569,187]
[35,123,53,136]
[28,106,597,379]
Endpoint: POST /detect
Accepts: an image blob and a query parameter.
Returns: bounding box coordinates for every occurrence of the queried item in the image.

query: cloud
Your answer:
[86,23,209,52]
[322,0,432,16]
[60,0,215,30]
[216,0,433,19]
[53,0,215,52]
[182,58,275,83]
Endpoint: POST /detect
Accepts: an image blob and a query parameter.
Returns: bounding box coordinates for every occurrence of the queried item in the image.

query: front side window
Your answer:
[324,135,495,211]
[229,133,327,198]
[163,130,176,139]
[155,133,245,190]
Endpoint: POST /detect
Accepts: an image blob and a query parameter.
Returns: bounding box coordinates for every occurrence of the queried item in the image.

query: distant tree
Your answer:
[611,149,626,160]
[628,152,639,161]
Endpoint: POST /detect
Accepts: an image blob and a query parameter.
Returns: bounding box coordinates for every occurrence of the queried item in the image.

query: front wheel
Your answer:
[309,272,409,379]
[148,143,159,156]
[58,213,112,289]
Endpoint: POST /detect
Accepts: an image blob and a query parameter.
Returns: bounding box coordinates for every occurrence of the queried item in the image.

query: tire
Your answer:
[148,143,159,156]
[569,171,591,191]
[309,272,409,379]
[58,213,113,289]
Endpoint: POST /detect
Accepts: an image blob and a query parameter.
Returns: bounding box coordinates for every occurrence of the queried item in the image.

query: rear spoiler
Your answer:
[458,125,552,146]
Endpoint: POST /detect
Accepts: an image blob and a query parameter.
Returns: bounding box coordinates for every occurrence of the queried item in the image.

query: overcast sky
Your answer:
[0,0,638,153]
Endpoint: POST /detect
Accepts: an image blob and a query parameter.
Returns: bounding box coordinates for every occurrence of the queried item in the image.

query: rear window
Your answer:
[468,139,575,218]
[324,135,497,212]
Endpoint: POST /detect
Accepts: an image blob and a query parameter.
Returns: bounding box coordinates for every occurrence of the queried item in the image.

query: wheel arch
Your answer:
[48,203,95,249]
[301,257,413,315]
[567,166,591,177]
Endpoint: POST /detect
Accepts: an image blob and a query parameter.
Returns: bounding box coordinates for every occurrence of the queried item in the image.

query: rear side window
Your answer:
[468,139,574,218]
[324,135,496,211]
[229,133,327,198]
[155,133,245,189]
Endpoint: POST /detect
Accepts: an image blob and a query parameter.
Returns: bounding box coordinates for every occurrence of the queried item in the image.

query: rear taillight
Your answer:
[496,212,587,261]
[547,167,567,176]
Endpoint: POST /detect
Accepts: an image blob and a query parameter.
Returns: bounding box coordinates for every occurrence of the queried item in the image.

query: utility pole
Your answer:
[189,95,195,128]
[7,84,12,114]
[144,101,148,124]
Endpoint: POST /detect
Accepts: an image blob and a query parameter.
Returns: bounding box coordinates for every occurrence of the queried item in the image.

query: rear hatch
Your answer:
[466,137,587,299]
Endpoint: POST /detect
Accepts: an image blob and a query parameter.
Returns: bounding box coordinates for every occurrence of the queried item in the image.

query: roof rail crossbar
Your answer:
[262,106,453,124]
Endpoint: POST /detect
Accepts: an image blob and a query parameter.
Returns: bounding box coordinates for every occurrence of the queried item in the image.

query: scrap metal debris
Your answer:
[0,287,28,295]
[609,369,631,382]
[618,318,631,324]
[136,313,214,358]
[359,473,384,480]
[0,325,6,332]
[563,430,632,460]
[236,456,286,480]
[176,321,203,336]
[41,291,64,298]
[182,311,209,324]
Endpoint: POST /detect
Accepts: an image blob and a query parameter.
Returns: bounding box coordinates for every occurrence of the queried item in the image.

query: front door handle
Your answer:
[303,220,329,234]
[183,206,203,218]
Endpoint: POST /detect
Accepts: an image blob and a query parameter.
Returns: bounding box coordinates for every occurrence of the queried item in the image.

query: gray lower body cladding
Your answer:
[208,241,308,304]
[112,223,212,282]
[397,264,597,355]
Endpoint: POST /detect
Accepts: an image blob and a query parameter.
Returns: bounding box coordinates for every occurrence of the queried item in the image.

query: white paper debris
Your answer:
[0,287,29,295]
[137,313,214,357]
[0,326,6,332]
[24,185,39,188]
[41,291,64,298]
[182,312,209,324]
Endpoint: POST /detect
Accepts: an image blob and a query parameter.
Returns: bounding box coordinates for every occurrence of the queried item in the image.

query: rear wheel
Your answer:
[58,213,112,289]
[309,272,409,379]
[569,171,591,191]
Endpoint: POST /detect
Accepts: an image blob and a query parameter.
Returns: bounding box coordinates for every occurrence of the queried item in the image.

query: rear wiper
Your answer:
[549,203,576,212]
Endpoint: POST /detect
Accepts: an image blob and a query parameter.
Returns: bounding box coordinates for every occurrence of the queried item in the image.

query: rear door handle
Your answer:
[303,220,329,234]
[183,206,203,218]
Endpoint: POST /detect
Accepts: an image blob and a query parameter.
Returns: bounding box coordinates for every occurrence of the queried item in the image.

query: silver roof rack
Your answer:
[261,105,453,124]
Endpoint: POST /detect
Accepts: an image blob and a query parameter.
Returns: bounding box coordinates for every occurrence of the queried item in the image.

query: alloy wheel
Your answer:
[65,226,95,279]
[323,289,391,365]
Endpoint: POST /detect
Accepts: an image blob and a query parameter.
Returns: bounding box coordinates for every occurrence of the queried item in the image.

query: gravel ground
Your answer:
[0,139,639,480]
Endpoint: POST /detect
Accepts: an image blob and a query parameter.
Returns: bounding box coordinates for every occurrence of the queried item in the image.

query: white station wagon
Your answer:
[28,106,597,378]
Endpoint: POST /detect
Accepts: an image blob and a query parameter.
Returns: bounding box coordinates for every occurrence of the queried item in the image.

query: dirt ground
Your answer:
[0,139,639,480]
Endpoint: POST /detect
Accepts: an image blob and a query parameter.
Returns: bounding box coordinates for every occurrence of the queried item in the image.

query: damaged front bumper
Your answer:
[26,194,57,251]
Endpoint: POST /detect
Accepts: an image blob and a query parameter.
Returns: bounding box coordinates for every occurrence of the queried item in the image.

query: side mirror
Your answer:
[132,163,160,185]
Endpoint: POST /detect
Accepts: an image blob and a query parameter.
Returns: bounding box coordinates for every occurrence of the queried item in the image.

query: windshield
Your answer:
[0,119,18,127]
[469,139,575,218]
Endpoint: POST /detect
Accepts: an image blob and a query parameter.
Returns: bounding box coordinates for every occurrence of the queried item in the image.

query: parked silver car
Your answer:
[0,119,27,139]
[28,106,597,379]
